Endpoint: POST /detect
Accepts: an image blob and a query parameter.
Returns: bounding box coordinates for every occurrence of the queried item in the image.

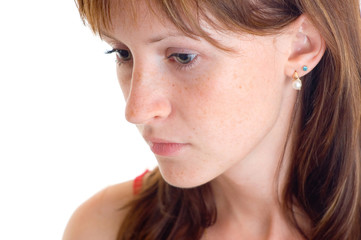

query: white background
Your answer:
[1,1,360,240]
[0,1,156,239]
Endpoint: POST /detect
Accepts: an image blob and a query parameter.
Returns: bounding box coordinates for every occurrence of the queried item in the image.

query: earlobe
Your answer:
[286,15,326,78]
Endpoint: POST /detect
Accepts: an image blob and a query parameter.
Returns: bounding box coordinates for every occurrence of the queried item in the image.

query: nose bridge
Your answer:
[125,59,171,124]
[128,58,158,103]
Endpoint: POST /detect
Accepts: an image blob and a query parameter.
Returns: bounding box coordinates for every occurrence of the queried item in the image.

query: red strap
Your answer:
[133,170,149,195]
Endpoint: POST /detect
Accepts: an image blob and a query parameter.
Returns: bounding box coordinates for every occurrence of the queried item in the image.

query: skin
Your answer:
[63,2,326,239]
[108,8,294,189]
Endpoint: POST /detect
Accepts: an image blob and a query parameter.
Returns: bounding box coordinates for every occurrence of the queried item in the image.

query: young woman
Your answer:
[63,0,361,239]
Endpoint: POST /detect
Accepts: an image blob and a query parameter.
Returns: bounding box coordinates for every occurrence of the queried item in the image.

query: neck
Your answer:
[209,137,302,239]
[211,131,292,223]
[208,92,307,239]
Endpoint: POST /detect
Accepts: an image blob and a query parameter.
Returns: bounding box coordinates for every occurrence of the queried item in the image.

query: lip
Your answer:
[146,138,188,156]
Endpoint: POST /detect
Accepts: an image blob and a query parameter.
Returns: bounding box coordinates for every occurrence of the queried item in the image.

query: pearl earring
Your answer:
[292,71,302,90]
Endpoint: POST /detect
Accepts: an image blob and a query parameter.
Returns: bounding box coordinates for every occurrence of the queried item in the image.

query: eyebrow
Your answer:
[146,33,186,43]
[100,31,194,44]
[99,31,120,41]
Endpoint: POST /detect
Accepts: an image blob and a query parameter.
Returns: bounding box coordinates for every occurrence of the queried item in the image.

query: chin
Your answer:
[158,163,212,189]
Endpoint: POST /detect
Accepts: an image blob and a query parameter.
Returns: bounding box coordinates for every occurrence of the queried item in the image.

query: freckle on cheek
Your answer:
[129,109,135,116]
[233,72,239,80]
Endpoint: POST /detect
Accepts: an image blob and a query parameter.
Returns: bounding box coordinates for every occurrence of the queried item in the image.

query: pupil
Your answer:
[179,54,189,61]
[120,50,129,58]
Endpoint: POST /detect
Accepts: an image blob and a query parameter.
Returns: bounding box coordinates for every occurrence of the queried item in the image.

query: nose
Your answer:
[124,67,172,125]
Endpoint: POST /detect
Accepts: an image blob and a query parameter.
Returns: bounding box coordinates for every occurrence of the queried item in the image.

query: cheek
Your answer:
[179,55,283,145]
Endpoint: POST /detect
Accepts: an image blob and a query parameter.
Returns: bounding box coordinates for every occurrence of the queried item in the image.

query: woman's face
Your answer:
[103,3,296,188]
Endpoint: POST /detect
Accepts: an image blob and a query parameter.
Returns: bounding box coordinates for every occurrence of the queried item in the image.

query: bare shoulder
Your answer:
[63,180,134,240]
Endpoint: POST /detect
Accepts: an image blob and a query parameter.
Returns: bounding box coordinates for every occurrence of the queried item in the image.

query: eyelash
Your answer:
[105,49,132,65]
[167,53,199,71]
[105,49,199,71]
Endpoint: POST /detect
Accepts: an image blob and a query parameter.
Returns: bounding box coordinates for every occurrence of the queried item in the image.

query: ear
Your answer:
[285,15,326,78]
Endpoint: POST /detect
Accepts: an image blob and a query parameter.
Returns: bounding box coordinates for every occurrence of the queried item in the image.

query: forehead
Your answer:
[97,0,284,53]
[106,1,166,33]
[101,1,189,47]
[104,0,208,40]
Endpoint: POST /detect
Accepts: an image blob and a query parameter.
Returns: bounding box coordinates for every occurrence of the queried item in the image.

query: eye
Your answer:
[168,53,197,64]
[105,49,132,64]
[115,50,132,61]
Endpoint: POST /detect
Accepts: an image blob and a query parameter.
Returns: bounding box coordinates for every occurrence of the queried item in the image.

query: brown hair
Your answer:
[75,0,361,239]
